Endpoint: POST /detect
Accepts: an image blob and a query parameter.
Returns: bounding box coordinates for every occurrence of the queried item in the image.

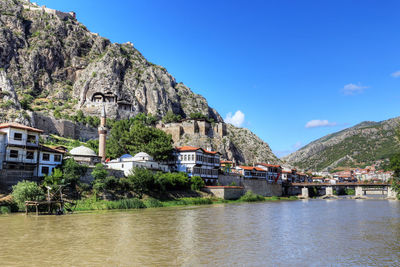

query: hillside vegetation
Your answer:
[283,117,400,171]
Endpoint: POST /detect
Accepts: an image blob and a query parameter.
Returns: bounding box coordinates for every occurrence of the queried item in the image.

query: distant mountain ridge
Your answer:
[283,116,400,171]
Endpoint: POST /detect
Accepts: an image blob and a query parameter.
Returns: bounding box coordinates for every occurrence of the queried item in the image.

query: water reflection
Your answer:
[0,200,399,266]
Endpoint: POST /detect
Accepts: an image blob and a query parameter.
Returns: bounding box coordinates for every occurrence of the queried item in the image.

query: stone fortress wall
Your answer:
[156,119,227,142]
[23,1,76,20]
[32,113,98,141]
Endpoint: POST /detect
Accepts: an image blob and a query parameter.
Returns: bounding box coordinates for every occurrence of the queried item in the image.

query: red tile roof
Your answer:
[257,163,281,168]
[176,146,220,155]
[220,160,233,164]
[238,166,266,172]
[0,123,43,133]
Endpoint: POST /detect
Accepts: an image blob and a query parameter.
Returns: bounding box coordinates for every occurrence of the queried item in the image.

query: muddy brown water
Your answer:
[1,199,400,266]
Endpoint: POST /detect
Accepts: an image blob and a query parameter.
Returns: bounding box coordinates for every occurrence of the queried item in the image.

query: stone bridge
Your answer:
[287,183,397,199]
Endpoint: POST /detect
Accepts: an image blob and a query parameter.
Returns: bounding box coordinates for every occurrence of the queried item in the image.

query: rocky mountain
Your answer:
[0,0,279,164]
[283,117,400,171]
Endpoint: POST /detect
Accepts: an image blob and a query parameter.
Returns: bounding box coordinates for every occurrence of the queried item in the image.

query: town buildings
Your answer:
[38,145,65,177]
[235,166,268,179]
[256,163,282,183]
[106,152,169,176]
[173,146,220,185]
[0,123,64,186]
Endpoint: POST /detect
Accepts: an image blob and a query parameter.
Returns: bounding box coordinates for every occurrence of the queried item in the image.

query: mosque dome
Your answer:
[132,152,153,162]
[70,146,98,157]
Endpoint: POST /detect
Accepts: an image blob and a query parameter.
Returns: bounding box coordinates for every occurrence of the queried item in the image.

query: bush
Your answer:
[144,198,163,208]
[62,158,87,187]
[229,182,237,186]
[0,206,11,214]
[12,181,45,210]
[118,178,131,191]
[91,164,108,181]
[105,198,146,210]
[155,172,190,191]
[104,176,119,190]
[239,190,264,202]
[186,197,213,205]
[190,176,205,191]
[127,168,156,198]
[75,197,146,211]
[345,188,355,195]
[162,111,182,123]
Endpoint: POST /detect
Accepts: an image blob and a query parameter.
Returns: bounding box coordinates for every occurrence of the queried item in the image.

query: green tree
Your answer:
[62,158,87,187]
[86,139,99,154]
[190,176,205,191]
[43,168,64,187]
[189,112,207,120]
[76,110,85,123]
[91,163,108,180]
[127,167,155,198]
[106,118,173,160]
[134,113,158,126]
[162,111,182,123]
[155,172,190,191]
[12,181,45,210]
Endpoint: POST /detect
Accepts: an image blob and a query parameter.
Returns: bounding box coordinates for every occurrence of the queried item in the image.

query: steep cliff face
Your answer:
[0,0,221,121]
[283,117,400,171]
[0,0,280,164]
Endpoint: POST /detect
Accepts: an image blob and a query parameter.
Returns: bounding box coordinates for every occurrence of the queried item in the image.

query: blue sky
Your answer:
[36,0,400,157]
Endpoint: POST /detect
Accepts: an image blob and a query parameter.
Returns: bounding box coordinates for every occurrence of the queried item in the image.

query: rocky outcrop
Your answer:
[0,0,279,164]
[283,117,400,171]
[0,0,222,121]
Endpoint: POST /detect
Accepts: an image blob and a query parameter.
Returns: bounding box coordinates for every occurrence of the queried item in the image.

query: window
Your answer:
[14,133,22,141]
[27,134,36,144]
[42,153,50,161]
[26,151,34,160]
[41,166,49,176]
[54,155,61,162]
[10,150,18,158]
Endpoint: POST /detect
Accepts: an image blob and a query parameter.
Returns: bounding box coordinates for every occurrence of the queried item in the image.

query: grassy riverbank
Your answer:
[72,192,298,212]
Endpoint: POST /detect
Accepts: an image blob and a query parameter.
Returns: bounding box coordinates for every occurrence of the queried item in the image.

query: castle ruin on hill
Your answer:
[156,119,227,143]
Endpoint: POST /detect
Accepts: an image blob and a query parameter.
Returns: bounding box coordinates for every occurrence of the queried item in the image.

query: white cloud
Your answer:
[305,119,337,128]
[342,83,368,95]
[225,110,245,127]
[391,70,400,78]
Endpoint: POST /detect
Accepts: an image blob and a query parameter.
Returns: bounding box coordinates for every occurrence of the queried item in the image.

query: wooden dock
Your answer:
[25,200,66,215]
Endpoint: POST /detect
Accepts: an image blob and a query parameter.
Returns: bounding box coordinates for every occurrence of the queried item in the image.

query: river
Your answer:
[1,199,400,266]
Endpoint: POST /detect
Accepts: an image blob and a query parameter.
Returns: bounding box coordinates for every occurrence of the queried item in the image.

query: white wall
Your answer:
[38,152,63,177]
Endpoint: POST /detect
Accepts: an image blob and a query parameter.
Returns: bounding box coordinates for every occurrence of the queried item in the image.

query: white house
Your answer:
[235,165,267,179]
[256,163,282,184]
[174,146,220,185]
[106,152,169,176]
[0,131,6,170]
[0,122,42,174]
[38,145,65,177]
